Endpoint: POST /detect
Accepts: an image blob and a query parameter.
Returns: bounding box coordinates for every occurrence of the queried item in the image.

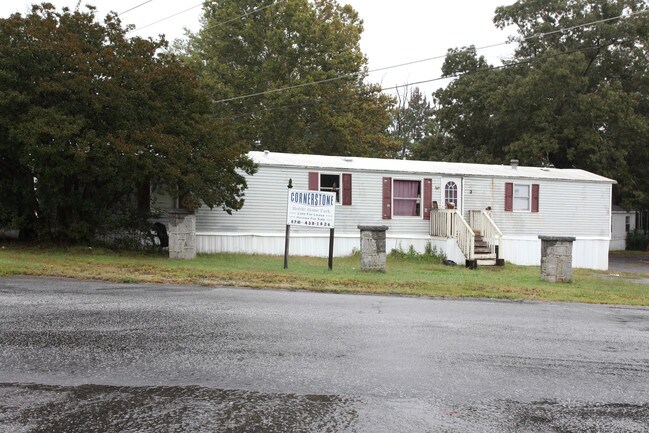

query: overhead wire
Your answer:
[212,38,631,121]
[132,0,285,33]
[134,2,203,32]
[118,0,154,16]
[211,8,649,104]
[209,1,285,28]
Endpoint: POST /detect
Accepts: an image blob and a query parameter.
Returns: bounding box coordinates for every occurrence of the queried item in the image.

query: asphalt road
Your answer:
[609,253,649,275]
[1,276,648,432]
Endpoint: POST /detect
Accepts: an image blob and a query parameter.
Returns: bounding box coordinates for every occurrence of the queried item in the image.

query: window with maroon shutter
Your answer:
[531,184,539,212]
[423,178,432,220]
[513,184,530,210]
[382,177,392,219]
[320,173,340,202]
[342,173,352,206]
[506,183,538,212]
[393,180,419,216]
[505,182,513,211]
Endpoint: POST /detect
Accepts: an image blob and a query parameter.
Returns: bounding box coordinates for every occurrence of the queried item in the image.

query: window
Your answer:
[393,179,421,217]
[513,184,530,211]
[505,182,539,212]
[444,181,458,209]
[319,173,340,203]
[309,172,352,205]
[626,216,631,232]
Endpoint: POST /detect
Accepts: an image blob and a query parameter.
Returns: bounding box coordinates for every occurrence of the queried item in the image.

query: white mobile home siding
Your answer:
[462,176,611,269]
[190,152,614,269]
[195,165,467,260]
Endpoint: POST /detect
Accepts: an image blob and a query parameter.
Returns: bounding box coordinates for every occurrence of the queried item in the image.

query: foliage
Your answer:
[0,4,255,243]
[389,86,434,159]
[417,0,649,208]
[626,230,649,251]
[184,0,399,157]
[389,242,447,263]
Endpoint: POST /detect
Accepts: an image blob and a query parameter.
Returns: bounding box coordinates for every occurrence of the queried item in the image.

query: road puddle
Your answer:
[2,383,649,432]
[0,383,358,432]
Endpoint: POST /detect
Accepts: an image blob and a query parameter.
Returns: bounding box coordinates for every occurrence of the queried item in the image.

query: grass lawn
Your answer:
[1,244,648,306]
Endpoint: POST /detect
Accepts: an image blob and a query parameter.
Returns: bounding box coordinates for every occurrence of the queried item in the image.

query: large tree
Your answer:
[0,4,255,242]
[390,86,434,159]
[419,0,648,208]
[185,0,398,157]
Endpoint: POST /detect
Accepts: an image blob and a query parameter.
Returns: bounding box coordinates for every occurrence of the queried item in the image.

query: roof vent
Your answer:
[343,157,353,162]
[510,159,519,170]
[264,150,270,155]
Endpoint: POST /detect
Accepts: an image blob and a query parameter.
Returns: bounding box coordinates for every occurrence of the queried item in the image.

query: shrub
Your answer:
[389,242,446,263]
[626,230,649,251]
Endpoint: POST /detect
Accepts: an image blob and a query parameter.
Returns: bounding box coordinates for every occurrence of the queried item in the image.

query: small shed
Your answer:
[164,151,615,270]
[610,205,636,251]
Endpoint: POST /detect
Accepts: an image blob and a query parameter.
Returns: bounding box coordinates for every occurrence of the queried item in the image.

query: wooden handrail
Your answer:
[469,210,503,257]
[454,211,475,260]
[430,209,475,260]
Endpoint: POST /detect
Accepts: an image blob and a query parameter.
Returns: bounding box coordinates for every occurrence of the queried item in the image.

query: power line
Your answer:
[134,2,203,32]
[213,38,630,121]
[118,0,154,16]
[212,8,648,105]
[133,0,285,33]
[209,1,285,28]
[378,40,623,93]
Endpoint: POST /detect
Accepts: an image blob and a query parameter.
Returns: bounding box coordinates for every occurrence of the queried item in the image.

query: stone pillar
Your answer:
[358,225,389,272]
[168,209,196,260]
[539,236,575,283]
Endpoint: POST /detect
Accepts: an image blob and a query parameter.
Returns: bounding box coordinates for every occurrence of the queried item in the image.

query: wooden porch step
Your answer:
[474,252,498,267]
[474,235,490,254]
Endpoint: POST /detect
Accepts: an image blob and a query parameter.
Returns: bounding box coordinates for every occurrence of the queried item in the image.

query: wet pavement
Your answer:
[609,253,649,275]
[1,276,648,432]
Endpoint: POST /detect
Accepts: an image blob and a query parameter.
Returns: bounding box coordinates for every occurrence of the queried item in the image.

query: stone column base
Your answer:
[168,209,196,260]
[358,225,389,272]
[539,236,575,283]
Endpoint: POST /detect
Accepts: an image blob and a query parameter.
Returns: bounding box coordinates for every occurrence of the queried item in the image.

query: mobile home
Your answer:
[173,151,614,270]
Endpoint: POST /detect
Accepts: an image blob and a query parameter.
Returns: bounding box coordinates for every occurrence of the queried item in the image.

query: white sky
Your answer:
[1,0,519,98]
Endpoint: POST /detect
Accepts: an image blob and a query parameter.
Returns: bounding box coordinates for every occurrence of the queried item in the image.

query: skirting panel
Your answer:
[501,236,609,270]
[196,232,465,263]
[196,233,608,269]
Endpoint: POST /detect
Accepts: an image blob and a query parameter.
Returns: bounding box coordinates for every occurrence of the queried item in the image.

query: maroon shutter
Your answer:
[308,172,319,191]
[531,184,540,213]
[382,177,392,219]
[423,178,432,220]
[342,173,352,206]
[505,182,513,211]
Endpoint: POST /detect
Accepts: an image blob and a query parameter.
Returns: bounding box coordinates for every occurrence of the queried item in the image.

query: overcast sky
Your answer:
[1,0,519,98]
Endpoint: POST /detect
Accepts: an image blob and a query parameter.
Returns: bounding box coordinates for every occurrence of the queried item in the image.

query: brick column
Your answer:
[539,236,575,283]
[358,225,389,272]
[168,209,196,260]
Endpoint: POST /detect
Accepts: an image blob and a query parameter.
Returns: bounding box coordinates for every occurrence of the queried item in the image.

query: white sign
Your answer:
[286,189,336,228]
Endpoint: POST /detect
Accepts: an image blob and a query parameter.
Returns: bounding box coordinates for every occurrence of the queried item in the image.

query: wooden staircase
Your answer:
[473,230,498,266]
[430,209,503,268]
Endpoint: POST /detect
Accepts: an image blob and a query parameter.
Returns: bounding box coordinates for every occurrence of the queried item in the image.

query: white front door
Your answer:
[441,178,462,212]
